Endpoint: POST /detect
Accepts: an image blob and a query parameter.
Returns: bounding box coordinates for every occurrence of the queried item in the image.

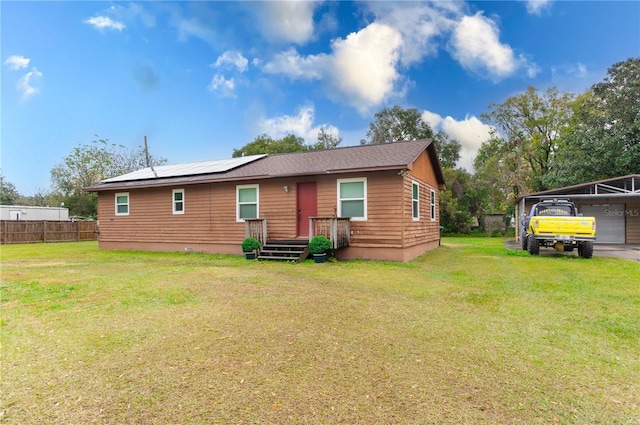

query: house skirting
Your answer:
[98,240,241,255]
[337,240,440,262]
[99,239,441,262]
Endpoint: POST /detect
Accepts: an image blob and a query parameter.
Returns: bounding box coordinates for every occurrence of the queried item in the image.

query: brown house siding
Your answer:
[410,149,442,189]
[402,175,440,247]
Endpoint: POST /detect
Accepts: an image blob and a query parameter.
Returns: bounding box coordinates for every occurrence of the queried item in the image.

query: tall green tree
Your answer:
[0,173,21,205]
[433,130,462,169]
[473,131,529,208]
[362,105,461,169]
[232,134,308,157]
[362,105,433,144]
[545,58,640,187]
[312,128,342,150]
[481,86,575,192]
[233,131,342,158]
[51,137,166,217]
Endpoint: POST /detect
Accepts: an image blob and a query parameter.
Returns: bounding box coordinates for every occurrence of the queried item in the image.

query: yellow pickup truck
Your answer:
[521,200,596,258]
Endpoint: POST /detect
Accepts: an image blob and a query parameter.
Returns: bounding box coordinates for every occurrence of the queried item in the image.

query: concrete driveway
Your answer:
[505,240,640,261]
[594,244,640,261]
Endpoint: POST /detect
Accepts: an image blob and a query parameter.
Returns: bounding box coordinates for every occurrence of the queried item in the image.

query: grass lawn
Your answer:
[1,238,639,424]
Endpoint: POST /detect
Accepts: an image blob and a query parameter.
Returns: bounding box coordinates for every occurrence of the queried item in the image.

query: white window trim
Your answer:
[115,192,129,216]
[430,189,436,222]
[412,181,420,221]
[172,189,185,215]
[337,177,367,221]
[236,184,259,222]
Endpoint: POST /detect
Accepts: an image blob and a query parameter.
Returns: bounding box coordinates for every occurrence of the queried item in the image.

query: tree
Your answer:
[233,131,342,158]
[432,130,461,169]
[481,86,575,192]
[362,105,433,145]
[473,130,529,209]
[362,105,461,168]
[545,58,640,187]
[439,168,472,233]
[232,134,308,157]
[313,128,342,150]
[0,173,20,205]
[50,137,166,217]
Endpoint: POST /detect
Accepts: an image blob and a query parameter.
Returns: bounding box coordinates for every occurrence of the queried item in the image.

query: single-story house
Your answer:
[86,139,446,262]
[516,174,640,244]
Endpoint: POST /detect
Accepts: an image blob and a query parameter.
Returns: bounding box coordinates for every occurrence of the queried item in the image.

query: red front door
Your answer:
[297,182,317,237]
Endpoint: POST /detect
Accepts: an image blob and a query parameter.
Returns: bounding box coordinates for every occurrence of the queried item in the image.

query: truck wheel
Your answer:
[521,234,528,250]
[579,241,594,259]
[527,235,539,255]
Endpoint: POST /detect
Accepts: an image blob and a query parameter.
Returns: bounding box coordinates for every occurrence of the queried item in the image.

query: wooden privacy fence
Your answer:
[0,220,98,244]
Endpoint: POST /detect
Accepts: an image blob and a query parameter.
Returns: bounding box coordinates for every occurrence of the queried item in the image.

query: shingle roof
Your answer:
[86,139,444,191]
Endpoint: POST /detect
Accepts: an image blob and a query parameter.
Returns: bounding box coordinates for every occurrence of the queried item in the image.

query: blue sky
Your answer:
[2,1,639,195]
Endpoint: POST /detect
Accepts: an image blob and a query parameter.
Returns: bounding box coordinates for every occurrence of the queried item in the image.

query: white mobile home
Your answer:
[0,205,69,221]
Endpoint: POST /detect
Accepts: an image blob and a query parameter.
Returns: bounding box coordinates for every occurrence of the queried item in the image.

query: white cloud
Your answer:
[552,62,588,80]
[367,2,461,66]
[550,63,590,92]
[330,23,403,113]
[4,55,30,70]
[525,58,541,78]
[449,13,519,80]
[17,67,43,100]
[264,23,403,114]
[423,110,494,170]
[207,74,236,98]
[258,105,339,143]
[84,16,126,31]
[263,48,326,80]
[254,1,318,44]
[522,0,553,16]
[111,3,156,28]
[213,51,249,73]
[175,15,216,44]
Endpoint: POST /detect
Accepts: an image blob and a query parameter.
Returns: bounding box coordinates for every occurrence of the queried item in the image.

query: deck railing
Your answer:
[245,217,350,250]
[245,218,267,245]
[310,217,350,249]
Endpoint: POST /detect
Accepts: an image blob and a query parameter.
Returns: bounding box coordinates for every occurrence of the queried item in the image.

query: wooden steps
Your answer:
[258,241,309,263]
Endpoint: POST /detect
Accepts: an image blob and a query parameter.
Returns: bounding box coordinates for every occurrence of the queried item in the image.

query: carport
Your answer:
[516,174,640,245]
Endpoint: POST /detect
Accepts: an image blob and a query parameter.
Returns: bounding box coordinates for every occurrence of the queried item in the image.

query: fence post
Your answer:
[43,220,47,243]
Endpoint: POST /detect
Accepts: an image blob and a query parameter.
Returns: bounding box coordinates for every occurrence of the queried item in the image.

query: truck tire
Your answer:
[521,233,528,250]
[527,235,539,255]
[579,241,594,259]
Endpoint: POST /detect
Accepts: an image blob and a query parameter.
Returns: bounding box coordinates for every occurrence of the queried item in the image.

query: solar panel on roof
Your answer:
[102,154,267,183]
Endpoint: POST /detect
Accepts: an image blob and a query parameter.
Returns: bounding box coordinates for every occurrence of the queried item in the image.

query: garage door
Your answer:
[578,204,625,244]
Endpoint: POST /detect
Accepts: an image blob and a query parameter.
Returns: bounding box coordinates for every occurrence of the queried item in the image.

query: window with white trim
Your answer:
[430,189,436,221]
[173,189,185,214]
[412,181,420,220]
[115,192,129,216]
[237,185,259,221]
[337,178,367,221]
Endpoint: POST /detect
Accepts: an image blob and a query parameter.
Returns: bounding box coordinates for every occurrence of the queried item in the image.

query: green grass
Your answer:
[1,239,639,424]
